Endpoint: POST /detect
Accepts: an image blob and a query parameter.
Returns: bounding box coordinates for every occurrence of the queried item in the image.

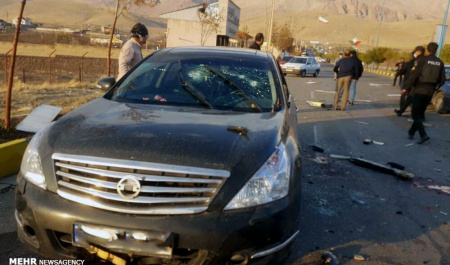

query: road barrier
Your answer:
[0,138,28,178]
[365,68,395,77]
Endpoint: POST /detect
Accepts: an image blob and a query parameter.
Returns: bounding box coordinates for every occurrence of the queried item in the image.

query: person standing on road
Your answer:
[249,33,264,50]
[393,57,405,86]
[117,23,149,80]
[403,42,445,144]
[333,50,356,111]
[348,50,364,105]
[395,46,425,116]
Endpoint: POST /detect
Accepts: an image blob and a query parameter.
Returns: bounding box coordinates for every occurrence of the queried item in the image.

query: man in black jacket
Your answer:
[249,33,264,50]
[393,58,405,86]
[348,50,364,104]
[395,46,425,116]
[403,42,446,144]
[333,50,356,110]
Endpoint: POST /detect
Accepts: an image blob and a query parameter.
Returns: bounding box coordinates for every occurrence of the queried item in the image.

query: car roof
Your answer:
[156,46,271,60]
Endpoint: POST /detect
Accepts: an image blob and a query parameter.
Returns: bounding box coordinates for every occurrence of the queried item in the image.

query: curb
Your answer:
[0,138,28,179]
[365,68,395,77]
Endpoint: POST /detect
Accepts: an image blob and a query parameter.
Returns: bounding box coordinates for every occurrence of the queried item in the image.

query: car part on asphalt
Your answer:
[310,145,324,153]
[349,158,414,180]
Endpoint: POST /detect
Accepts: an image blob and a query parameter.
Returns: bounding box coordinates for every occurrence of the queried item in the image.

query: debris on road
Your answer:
[427,185,450,195]
[354,254,365,261]
[405,143,415,147]
[349,158,414,180]
[396,211,403,215]
[363,139,373,145]
[310,145,325,153]
[387,162,405,170]
[16,104,62,133]
[330,154,351,160]
[355,121,369,125]
[363,139,385,145]
[351,197,366,206]
[312,157,329,164]
[306,101,333,109]
[322,251,340,265]
[440,211,448,216]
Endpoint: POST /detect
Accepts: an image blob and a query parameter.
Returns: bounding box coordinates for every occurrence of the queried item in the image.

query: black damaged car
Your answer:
[15,47,302,265]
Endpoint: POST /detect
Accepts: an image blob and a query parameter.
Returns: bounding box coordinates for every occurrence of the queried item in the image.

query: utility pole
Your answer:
[375,0,386,48]
[4,0,26,130]
[437,0,450,57]
[372,0,386,69]
[267,0,275,53]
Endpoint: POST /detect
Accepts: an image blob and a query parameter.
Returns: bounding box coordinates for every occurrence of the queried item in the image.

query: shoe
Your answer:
[417,136,430,144]
[408,133,414,140]
[335,107,341,111]
[394,109,402,117]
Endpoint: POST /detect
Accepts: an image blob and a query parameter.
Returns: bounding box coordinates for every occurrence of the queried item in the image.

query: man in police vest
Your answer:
[403,42,446,144]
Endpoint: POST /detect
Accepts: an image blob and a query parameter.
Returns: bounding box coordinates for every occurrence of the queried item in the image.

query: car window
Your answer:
[283,56,293,62]
[445,67,450,79]
[291,58,307,64]
[112,55,281,112]
[312,59,317,64]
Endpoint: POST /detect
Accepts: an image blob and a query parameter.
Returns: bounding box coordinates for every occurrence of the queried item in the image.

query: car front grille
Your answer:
[52,153,229,215]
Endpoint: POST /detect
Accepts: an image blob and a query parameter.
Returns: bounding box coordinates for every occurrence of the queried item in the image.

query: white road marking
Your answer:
[387,94,401,97]
[315,90,336,94]
[306,81,319,84]
[354,99,374,103]
[369,83,390,87]
[314,125,319,146]
[355,121,369,125]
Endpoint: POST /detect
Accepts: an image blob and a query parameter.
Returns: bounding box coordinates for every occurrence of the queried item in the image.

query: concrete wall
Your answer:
[166,19,216,47]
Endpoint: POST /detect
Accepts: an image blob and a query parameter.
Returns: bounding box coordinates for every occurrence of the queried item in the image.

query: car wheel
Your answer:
[313,70,319,77]
[300,70,306,78]
[434,92,445,114]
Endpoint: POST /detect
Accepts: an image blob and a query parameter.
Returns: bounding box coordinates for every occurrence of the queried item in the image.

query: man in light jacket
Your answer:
[117,23,149,80]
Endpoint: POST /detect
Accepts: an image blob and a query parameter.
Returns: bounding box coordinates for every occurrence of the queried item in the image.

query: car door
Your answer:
[305,58,311,74]
[312,58,319,72]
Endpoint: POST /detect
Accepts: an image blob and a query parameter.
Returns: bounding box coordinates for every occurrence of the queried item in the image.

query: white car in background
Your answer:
[281,56,321,77]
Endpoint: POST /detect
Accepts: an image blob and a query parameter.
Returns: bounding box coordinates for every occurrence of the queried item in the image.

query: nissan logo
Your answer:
[117,176,141,199]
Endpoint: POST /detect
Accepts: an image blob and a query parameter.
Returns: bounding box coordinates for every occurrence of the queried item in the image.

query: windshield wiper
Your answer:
[178,62,215,109]
[203,65,262,112]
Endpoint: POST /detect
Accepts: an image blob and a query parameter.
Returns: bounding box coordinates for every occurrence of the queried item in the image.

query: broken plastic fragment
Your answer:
[349,158,414,180]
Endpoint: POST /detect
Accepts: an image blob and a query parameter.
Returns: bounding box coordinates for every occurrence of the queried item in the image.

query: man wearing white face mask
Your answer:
[118,23,149,80]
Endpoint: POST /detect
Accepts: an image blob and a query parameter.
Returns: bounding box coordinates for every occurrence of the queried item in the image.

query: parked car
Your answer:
[16,47,302,265]
[280,55,294,65]
[281,56,321,77]
[431,65,450,113]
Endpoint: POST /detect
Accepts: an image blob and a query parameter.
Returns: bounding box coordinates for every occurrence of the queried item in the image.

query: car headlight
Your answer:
[20,126,49,190]
[225,143,291,210]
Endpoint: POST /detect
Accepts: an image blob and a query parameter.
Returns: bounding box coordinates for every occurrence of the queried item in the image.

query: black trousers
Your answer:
[398,93,413,114]
[393,72,403,86]
[409,94,432,138]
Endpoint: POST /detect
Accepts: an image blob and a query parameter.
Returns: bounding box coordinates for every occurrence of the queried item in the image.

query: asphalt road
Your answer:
[0,64,449,265]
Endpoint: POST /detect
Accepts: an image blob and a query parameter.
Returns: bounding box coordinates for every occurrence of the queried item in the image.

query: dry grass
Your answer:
[0,81,104,120]
[0,42,155,58]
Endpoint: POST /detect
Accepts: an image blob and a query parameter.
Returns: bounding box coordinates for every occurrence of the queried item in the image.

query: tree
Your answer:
[440,44,450,64]
[273,23,294,52]
[4,0,26,129]
[101,0,159,76]
[367,47,390,69]
[359,53,372,65]
[197,3,223,46]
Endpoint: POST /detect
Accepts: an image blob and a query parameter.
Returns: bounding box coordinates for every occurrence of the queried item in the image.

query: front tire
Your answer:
[300,70,306,78]
[434,92,445,114]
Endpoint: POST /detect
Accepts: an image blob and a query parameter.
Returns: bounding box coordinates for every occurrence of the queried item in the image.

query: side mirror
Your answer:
[97,77,116,91]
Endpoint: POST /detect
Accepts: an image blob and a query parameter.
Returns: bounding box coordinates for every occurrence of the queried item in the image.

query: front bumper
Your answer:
[15,174,300,264]
[281,68,301,75]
